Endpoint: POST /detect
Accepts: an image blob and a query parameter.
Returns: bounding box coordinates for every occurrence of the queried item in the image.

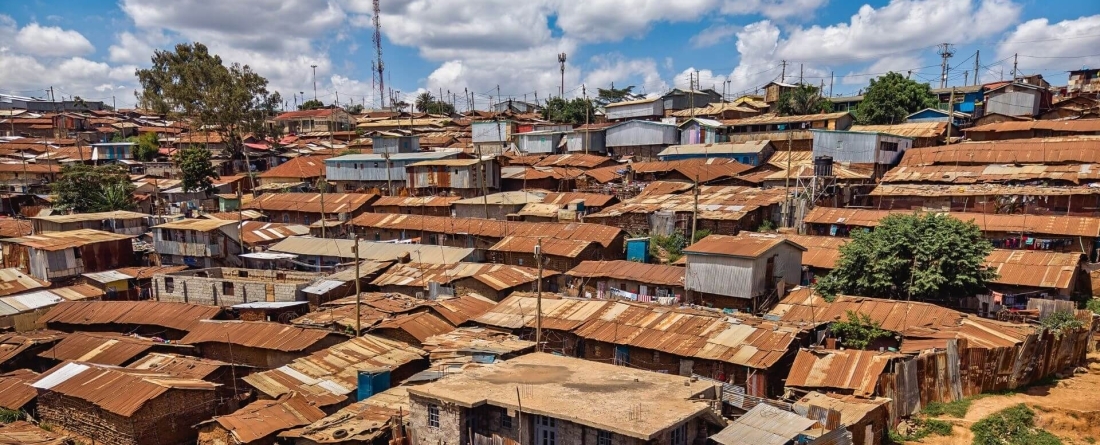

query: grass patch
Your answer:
[922,398,973,418]
[889,418,953,443]
[971,404,1063,445]
[0,408,21,423]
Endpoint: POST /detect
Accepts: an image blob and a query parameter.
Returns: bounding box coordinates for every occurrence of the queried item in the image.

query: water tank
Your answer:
[625,237,651,263]
[814,156,834,177]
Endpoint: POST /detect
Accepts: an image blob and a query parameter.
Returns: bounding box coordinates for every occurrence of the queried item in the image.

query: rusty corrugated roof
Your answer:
[126,353,230,379]
[786,349,901,396]
[900,138,1100,166]
[237,221,311,246]
[0,421,70,445]
[474,293,613,331]
[371,311,456,343]
[207,392,327,443]
[38,332,191,366]
[181,320,338,352]
[31,361,217,417]
[0,268,49,297]
[685,233,806,258]
[566,260,685,287]
[372,262,556,291]
[781,235,848,270]
[113,265,189,280]
[984,249,1082,290]
[421,326,534,363]
[152,218,237,232]
[488,236,592,258]
[965,119,1100,133]
[0,330,66,367]
[349,213,622,248]
[0,370,38,410]
[259,155,331,179]
[245,192,377,214]
[849,122,947,139]
[870,183,1100,197]
[573,301,800,369]
[881,163,1100,185]
[803,207,1100,237]
[535,154,614,169]
[372,195,461,208]
[540,191,618,207]
[588,186,785,221]
[39,301,223,332]
[242,335,425,406]
[2,228,133,251]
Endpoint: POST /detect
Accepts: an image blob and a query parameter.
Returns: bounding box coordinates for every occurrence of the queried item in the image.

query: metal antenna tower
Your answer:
[938,43,955,89]
[373,0,385,108]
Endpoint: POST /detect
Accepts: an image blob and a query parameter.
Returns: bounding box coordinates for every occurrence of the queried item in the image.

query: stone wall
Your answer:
[409,393,466,445]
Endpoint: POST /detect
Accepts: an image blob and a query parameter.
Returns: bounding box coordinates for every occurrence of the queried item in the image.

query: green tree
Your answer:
[52,164,136,212]
[854,72,938,124]
[299,99,324,110]
[414,92,454,115]
[135,42,282,156]
[596,85,640,105]
[815,213,996,302]
[346,104,364,114]
[541,97,595,124]
[128,132,160,161]
[777,84,832,116]
[829,311,892,350]
[174,146,220,194]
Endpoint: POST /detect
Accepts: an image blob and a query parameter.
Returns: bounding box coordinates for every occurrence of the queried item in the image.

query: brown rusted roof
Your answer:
[294,293,493,331]
[588,186,785,221]
[848,122,947,138]
[0,421,70,445]
[0,330,66,367]
[242,335,426,406]
[348,214,622,248]
[685,233,806,258]
[237,221,311,246]
[205,392,327,443]
[153,218,237,232]
[900,138,1100,166]
[181,321,339,352]
[31,361,218,417]
[259,155,331,179]
[0,268,49,297]
[566,260,685,287]
[871,183,1100,197]
[0,369,38,410]
[539,191,618,207]
[113,265,190,280]
[0,219,31,238]
[781,235,848,270]
[38,301,223,332]
[488,236,593,258]
[638,180,694,196]
[574,301,799,369]
[881,163,1100,185]
[2,228,132,251]
[803,207,1100,237]
[474,293,613,331]
[964,119,1100,134]
[245,192,377,214]
[629,158,753,183]
[721,111,851,127]
[421,326,534,363]
[278,399,402,443]
[535,153,614,169]
[126,353,230,379]
[38,332,190,366]
[432,294,498,325]
[985,249,1082,290]
[786,349,900,396]
[583,165,626,183]
[372,195,462,208]
[371,311,456,343]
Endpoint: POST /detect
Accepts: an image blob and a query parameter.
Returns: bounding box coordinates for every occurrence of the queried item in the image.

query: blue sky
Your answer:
[2,0,1099,110]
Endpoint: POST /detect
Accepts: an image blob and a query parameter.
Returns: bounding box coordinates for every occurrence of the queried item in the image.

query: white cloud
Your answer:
[555,0,720,42]
[840,55,924,85]
[14,22,94,57]
[719,0,829,21]
[582,55,669,98]
[690,24,742,48]
[997,15,1100,72]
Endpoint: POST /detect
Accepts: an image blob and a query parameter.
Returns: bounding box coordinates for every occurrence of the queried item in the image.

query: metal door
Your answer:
[614,345,629,366]
[534,415,557,445]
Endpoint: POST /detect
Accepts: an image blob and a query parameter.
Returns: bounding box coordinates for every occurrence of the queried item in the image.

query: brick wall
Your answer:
[153,268,320,306]
[409,393,466,445]
[38,388,215,445]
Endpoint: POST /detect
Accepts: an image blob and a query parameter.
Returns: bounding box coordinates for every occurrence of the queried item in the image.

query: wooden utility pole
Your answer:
[319,171,327,240]
[535,238,543,352]
[784,120,792,227]
[974,50,980,86]
[946,88,956,145]
[691,175,699,242]
[583,84,590,155]
[354,235,362,335]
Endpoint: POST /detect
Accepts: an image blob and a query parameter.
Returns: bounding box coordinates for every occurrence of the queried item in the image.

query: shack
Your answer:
[684,233,805,311]
[0,229,135,281]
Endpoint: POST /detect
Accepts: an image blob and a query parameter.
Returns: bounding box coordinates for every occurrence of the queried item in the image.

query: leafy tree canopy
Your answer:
[345,104,364,114]
[174,146,220,194]
[829,311,892,350]
[414,92,455,115]
[596,85,642,105]
[127,132,160,162]
[135,42,282,156]
[541,97,595,125]
[299,99,324,110]
[854,72,938,125]
[816,213,996,302]
[777,84,832,116]
[52,164,136,213]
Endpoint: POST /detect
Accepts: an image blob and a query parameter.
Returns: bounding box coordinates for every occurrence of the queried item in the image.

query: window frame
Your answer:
[428,404,440,428]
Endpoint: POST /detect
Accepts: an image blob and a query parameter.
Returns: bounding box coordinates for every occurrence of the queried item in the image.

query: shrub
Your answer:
[1039,311,1084,338]
[922,398,973,418]
[971,404,1063,445]
[829,310,892,350]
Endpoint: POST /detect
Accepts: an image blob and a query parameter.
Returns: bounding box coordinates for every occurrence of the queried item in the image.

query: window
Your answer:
[670,423,687,445]
[428,404,440,428]
[653,350,660,362]
[164,277,175,293]
[282,214,290,223]
[500,407,513,429]
[238,270,248,278]
[597,430,613,445]
[73,248,81,259]
[222,282,234,296]
[880,141,899,152]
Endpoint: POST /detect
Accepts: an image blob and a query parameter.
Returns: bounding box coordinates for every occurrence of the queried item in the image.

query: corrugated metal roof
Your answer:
[848,122,947,139]
[802,207,1100,237]
[39,301,223,332]
[781,235,848,270]
[30,210,149,223]
[237,221,311,246]
[421,326,534,362]
[278,397,402,443]
[453,191,546,205]
[629,158,754,182]
[244,192,377,214]
[475,294,613,330]
[539,192,617,208]
[722,111,851,127]
[488,236,592,258]
[113,265,189,280]
[31,361,217,417]
[566,260,684,287]
[786,349,901,396]
[152,218,237,231]
[0,330,66,367]
[259,155,330,179]
[242,335,425,406]
[372,262,553,291]
[38,332,188,366]
[589,186,785,221]
[534,154,614,169]
[871,183,1100,197]
[710,404,818,445]
[793,392,889,427]
[372,311,456,343]
[181,320,338,352]
[685,233,806,258]
[881,163,1100,185]
[965,119,1100,133]
[81,270,134,283]
[207,392,327,443]
[638,180,694,196]
[900,138,1100,166]
[0,291,63,312]
[2,228,133,251]
[0,370,39,411]
[372,195,461,208]
[659,141,771,157]
[573,301,799,369]
[984,249,1082,290]
[268,236,474,264]
[126,353,230,379]
[350,213,623,248]
[0,421,70,445]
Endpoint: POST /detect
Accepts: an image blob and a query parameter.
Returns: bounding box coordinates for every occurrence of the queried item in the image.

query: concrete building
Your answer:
[684,233,805,311]
[152,219,239,268]
[273,108,354,134]
[152,267,323,307]
[406,353,725,445]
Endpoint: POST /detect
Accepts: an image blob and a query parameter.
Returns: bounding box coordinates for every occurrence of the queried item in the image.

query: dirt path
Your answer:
[907,353,1100,444]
